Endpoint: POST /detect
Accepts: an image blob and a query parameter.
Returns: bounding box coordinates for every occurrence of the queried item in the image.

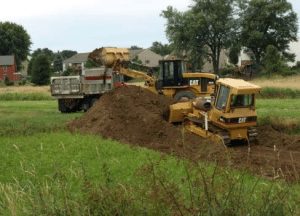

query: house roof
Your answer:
[63,53,90,64]
[0,55,15,66]
[129,49,144,59]
[129,49,163,67]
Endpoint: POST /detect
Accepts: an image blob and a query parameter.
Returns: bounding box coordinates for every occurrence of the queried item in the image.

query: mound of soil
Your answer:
[69,86,300,181]
[68,86,223,160]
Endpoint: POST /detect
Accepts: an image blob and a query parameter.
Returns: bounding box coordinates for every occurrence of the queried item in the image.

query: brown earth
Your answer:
[69,85,300,182]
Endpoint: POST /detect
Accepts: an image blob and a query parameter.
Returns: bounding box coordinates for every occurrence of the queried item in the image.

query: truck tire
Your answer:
[90,98,98,107]
[82,102,90,112]
[174,91,196,102]
[58,99,69,113]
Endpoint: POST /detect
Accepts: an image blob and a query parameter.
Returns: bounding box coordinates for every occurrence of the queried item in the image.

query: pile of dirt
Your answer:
[69,85,300,181]
[68,86,223,160]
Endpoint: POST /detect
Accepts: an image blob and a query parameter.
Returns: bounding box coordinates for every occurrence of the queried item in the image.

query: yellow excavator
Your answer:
[89,47,218,101]
[92,48,262,145]
[168,78,261,145]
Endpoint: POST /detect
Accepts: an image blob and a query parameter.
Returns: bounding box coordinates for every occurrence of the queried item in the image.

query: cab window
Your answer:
[158,64,163,80]
[216,85,229,110]
[165,62,174,79]
[230,94,254,107]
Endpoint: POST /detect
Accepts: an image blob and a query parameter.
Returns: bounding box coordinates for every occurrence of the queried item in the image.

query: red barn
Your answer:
[0,55,21,81]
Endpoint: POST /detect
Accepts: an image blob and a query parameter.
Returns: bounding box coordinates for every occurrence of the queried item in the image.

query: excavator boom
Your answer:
[89,47,155,86]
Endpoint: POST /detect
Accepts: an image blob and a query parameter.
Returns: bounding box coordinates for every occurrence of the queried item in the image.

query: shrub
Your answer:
[219,65,236,77]
[4,76,14,86]
[31,55,51,85]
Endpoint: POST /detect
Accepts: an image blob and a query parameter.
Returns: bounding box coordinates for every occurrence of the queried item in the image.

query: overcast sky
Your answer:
[0,0,299,53]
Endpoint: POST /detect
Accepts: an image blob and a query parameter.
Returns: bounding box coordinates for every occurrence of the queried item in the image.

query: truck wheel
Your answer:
[90,98,98,107]
[58,99,69,113]
[82,102,90,112]
[174,91,196,102]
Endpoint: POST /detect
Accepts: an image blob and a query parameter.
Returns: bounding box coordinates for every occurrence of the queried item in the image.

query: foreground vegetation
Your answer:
[0,98,299,215]
[1,132,299,215]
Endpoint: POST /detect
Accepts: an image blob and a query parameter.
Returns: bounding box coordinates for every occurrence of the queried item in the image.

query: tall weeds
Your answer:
[259,87,300,99]
[0,160,298,215]
[0,93,52,101]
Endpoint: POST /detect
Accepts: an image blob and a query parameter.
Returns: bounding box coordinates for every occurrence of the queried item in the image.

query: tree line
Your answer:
[161,0,298,75]
[0,0,298,85]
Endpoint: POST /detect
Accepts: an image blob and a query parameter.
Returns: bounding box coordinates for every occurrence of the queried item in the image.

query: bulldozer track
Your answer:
[185,116,231,145]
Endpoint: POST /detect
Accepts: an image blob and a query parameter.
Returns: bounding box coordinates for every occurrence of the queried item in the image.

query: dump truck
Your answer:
[168,78,261,145]
[89,47,218,101]
[50,67,123,112]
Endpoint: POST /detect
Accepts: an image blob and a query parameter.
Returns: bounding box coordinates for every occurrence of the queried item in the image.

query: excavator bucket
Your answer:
[89,47,129,67]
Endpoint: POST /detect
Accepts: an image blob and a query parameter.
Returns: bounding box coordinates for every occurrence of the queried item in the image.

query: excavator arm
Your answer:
[88,47,155,86]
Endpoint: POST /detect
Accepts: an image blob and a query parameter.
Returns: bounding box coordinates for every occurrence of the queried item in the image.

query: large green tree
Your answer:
[262,45,286,76]
[60,50,77,59]
[0,22,31,69]
[28,49,77,74]
[240,0,298,65]
[150,41,173,56]
[28,48,54,75]
[162,0,238,74]
[31,55,51,85]
[53,50,77,72]
[31,48,54,61]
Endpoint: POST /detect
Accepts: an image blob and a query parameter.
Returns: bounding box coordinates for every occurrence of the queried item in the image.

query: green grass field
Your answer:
[0,100,299,215]
[257,99,300,119]
[0,101,81,136]
[257,99,300,133]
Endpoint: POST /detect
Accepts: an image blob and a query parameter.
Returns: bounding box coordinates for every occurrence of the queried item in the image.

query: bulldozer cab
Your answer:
[214,79,260,113]
[157,59,187,88]
[210,78,261,129]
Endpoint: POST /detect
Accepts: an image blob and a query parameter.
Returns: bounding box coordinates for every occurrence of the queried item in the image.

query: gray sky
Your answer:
[0,0,299,53]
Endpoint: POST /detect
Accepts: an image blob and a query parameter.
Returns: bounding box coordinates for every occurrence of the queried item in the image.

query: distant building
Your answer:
[289,39,300,66]
[202,49,228,72]
[129,49,163,67]
[0,55,21,81]
[63,52,90,72]
[20,56,32,77]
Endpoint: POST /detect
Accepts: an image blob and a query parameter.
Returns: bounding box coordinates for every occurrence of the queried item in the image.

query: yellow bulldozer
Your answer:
[89,47,218,101]
[168,78,261,145]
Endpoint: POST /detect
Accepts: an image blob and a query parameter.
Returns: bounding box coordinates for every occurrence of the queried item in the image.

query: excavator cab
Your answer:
[155,59,218,100]
[156,59,187,88]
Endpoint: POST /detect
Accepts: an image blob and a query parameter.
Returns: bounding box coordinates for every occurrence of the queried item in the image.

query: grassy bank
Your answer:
[1,132,299,215]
